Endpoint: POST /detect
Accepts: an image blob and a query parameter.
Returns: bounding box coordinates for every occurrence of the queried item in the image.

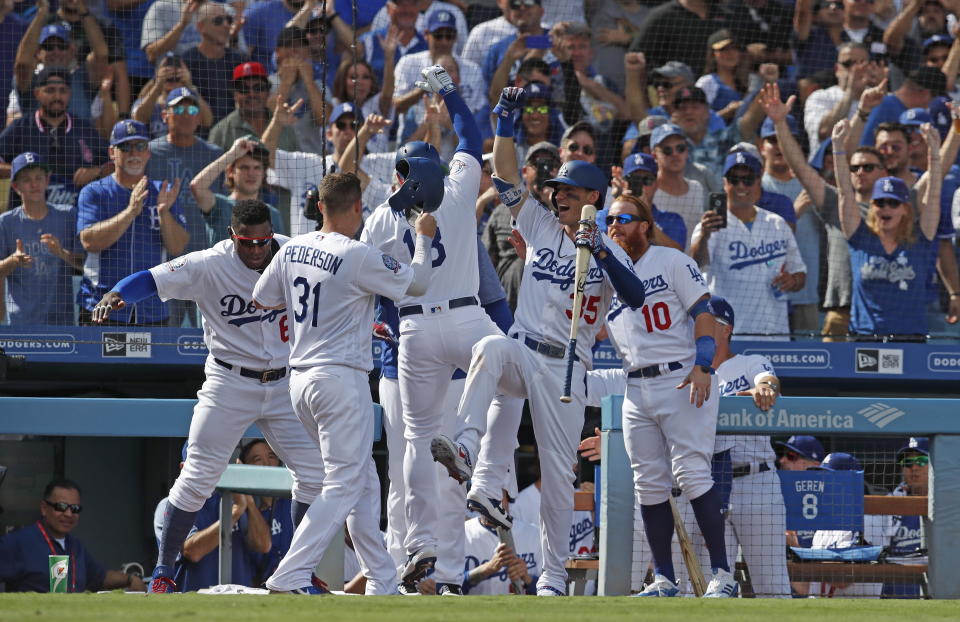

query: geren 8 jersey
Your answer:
[605,245,709,370]
[150,236,292,370]
[360,152,481,308]
[252,231,414,370]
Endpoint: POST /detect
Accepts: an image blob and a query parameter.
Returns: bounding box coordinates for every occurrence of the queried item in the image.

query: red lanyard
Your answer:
[37,521,76,593]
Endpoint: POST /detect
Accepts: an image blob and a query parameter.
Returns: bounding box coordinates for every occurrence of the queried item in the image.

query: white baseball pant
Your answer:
[266,365,396,594]
[168,358,325,513]
[453,333,588,592]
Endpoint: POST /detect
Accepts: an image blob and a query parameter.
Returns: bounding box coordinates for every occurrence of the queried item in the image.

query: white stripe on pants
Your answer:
[168,358,325,513]
[266,365,395,593]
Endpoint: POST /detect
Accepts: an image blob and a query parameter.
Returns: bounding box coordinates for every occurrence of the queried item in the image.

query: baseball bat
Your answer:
[496,526,526,595]
[669,496,707,597]
[561,204,598,403]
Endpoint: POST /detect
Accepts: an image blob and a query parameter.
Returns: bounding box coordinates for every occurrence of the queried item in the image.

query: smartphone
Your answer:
[525,35,552,49]
[708,192,727,229]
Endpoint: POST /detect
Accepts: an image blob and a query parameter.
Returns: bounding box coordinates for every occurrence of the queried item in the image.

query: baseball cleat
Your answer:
[270,585,328,595]
[703,568,739,598]
[430,435,473,483]
[397,581,421,596]
[632,574,680,597]
[466,488,513,529]
[401,547,437,584]
[437,583,463,596]
[536,585,566,596]
[148,565,177,594]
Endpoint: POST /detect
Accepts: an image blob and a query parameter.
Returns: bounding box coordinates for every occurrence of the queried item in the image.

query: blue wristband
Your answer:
[496,113,516,138]
[695,335,716,370]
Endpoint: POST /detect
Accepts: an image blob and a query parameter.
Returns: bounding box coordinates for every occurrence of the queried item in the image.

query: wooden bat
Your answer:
[670,496,707,596]
[561,204,597,403]
[496,526,526,595]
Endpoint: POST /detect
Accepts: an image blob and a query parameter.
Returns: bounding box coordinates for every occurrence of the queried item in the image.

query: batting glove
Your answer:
[493,87,526,119]
[492,175,526,209]
[575,223,607,257]
[416,64,457,97]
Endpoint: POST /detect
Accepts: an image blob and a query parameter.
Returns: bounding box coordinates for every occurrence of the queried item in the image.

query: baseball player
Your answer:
[432,86,646,596]
[90,200,327,594]
[252,173,436,594]
[601,193,737,597]
[463,491,541,595]
[360,65,508,596]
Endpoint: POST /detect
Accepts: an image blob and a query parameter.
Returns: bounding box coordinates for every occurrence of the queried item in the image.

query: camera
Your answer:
[304,187,323,229]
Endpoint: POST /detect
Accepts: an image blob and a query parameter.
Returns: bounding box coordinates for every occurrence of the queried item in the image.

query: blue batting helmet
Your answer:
[810,452,862,472]
[544,160,607,211]
[395,141,442,167]
[389,157,445,213]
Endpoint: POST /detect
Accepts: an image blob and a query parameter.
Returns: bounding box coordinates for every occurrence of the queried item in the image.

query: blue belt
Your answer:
[627,361,683,379]
[398,296,478,318]
[520,336,578,362]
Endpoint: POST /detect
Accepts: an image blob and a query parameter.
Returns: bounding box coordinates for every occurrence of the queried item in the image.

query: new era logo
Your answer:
[858,403,906,429]
[103,333,126,355]
[856,349,878,372]
[102,332,152,358]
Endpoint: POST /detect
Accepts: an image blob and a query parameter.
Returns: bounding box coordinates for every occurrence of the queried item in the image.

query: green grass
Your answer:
[2,593,960,622]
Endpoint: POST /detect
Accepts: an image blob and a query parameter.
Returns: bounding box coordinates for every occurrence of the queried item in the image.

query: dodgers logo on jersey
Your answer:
[531,248,604,290]
[607,273,667,322]
[382,253,401,274]
[728,239,788,270]
[569,515,595,554]
[220,294,284,327]
[720,375,750,396]
[687,263,705,284]
[165,257,187,272]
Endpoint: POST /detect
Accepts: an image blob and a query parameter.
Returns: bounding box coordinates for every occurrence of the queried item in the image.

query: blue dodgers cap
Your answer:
[623,152,657,177]
[165,87,198,107]
[707,295,735,327]
[525,80,551,102]
[330,102,357,124]
[923,34,953,51]
[897,437,930,459]
[899,107,932,127]
[872,176,910,203]
[389,157,445,213]
[722,151,761,176]
[760,114,799,139]
[427,9,456,33]
[10,152,50,181]
[40,24,71,44]
[809,137,832,171]
[776,435,825,462]
[110,120,149,146]
[929,96,952,139]
[650,122,685,148]
[810,452,863,472]
[544,159,608,206]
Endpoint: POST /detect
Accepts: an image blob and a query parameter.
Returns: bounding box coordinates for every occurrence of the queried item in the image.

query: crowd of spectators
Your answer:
[0,0,959,339]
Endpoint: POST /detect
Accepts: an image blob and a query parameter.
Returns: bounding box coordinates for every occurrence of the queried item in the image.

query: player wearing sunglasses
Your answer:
[883,437,929,597]
[0,479,146,592]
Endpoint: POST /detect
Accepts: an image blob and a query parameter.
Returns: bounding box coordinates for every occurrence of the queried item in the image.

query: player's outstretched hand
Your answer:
[676,366,711,408]
[738,385,777,411]
[493,87,526,119]
[414,211,437,238]
[92,291,126,323]
[415,64,457,96]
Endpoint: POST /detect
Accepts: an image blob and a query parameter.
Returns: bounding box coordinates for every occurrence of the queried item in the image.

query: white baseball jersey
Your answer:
[358,152,396,218]
[252,231,414,370]
[513,196,629,368]
[360,151,481,307]
[511,484,597,557]
[463,517,541,595]
[691,209,806,337]
[605,245,709,370]
[267,151,337,237]
[149,237,292,369]
[714,354,778,463]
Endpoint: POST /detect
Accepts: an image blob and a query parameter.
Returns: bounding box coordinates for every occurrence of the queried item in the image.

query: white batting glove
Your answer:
[415,64,457,97]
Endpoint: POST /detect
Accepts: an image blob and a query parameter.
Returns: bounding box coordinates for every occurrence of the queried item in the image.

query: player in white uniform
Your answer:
[602,194,738,598]
[90,200,327,594]
[463,497,542,595]
[252,173,435,594]
[432,86,646,596]
[360,64,507,596]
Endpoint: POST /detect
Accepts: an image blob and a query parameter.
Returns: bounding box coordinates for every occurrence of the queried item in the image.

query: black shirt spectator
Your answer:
[183,2,249,123]
[629,0,726,77]
[721,0,794,66]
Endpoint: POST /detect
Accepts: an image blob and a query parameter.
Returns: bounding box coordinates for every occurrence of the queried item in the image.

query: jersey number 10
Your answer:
[640,302,672,332]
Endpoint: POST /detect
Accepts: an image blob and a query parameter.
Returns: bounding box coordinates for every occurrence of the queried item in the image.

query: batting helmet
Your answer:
[395,141,444,169]
[544,160,607,211]
[389,157,445,213]
[810,452,862,472]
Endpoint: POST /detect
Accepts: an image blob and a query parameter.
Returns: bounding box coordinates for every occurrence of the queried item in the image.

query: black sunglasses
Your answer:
[431,31,456,41]
[873,198,903,208]
[231,228,275,247]
[606,213,642,226]
[566,142,595,156]
[41,41,70,52]
[849,163,881,173]
[652,80,675,90]
[628,174,656,186]
[725,173,756,186]
[212,15,234,26]
[838,59,858,69]
[44,499,82,514]
[234,81,270,94]
[335,117,362,131]
[116,141,149,153]
[657,143,687,156]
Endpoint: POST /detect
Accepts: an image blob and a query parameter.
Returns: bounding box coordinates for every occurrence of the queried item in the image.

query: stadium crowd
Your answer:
[0,0,959,337]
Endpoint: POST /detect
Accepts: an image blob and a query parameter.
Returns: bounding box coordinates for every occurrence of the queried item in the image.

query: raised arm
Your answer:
[191,138,254,212]
[624,52,649,122]
[831,120,861,238]
[882,0,921,58]
[14,0,48,91]
[338,114,391,190]
[919,123,942,241]
[144,0,200,64]
[793,0,814,42]
[415,65,482,163]
[490,87,528,219]
[761,83,826,206]
[817,60,870,142]
[852,77,890,150]
[261,98,303,168]
[80,178,147,253]
[156,179,189,256]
